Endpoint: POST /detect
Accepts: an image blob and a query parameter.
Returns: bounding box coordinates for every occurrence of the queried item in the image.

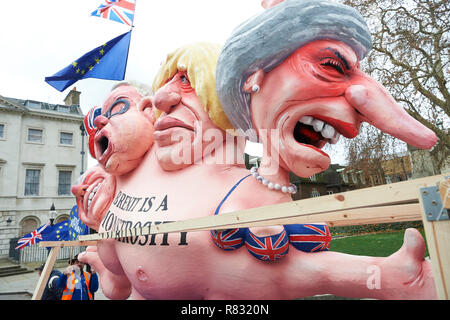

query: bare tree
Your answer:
[342,0,449,170]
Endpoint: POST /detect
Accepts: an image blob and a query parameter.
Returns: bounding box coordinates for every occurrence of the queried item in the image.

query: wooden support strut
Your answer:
[31,246,61,300]
[78,174,445,241]
[419,177,450,300]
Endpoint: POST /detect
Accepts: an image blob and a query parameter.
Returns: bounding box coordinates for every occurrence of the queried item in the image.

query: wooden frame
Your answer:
[33,173,449,299]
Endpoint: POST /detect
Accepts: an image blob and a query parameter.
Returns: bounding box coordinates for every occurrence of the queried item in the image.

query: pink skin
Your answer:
[72,165,116,231]
[93,85,155,176]
[245,40,437,183]
[152,71,226,171]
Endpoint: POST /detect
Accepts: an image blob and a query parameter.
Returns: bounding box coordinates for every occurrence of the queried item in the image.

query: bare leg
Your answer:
[287,228,437,299]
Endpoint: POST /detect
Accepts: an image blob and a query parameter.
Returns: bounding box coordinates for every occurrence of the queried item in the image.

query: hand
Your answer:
[64,265,74,276]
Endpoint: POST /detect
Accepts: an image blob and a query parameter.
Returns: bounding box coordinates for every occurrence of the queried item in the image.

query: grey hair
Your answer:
[216,0,372,141]
[111,81,152,97]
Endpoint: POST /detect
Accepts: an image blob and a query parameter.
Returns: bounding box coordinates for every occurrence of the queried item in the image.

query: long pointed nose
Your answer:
[154,83,182,113]
[345,79,437,150]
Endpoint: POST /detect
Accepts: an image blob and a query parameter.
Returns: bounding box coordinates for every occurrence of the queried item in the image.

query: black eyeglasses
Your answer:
[103,99,130,119]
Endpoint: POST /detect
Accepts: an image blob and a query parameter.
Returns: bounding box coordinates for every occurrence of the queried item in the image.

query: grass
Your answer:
[330,229,429,257]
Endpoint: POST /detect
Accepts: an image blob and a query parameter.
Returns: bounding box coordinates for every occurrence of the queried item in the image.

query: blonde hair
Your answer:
[152,42,233,131]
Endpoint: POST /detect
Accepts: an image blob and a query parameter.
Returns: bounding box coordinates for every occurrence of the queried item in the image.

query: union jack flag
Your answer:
[210,228,244,251]
[91,0,136,26]
[84,106,102,158]
[84,106,102,136]
[285,224,331,252]
[15,222,50,250]
[245,230,289,262]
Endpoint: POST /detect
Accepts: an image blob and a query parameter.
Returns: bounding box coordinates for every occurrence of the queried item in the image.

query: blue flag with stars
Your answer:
[69,205,89,240]
[45,30,132,92]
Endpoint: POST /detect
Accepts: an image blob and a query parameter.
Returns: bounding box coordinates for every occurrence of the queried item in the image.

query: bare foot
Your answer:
[378,228,437,299]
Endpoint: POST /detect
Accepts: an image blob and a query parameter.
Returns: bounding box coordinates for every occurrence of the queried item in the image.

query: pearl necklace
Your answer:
[250,167,298,194]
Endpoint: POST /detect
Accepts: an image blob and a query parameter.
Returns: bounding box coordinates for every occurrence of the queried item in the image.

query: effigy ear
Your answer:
[138,96,156,124]
[242,69,265,94]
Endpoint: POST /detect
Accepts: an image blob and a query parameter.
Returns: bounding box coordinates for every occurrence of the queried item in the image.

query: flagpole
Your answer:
[123,0,136,80]
[131,0,136,30]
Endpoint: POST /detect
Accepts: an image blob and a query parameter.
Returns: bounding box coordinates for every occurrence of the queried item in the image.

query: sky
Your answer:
[1,0,348,168]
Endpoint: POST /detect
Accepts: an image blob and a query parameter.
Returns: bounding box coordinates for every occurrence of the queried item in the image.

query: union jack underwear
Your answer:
[210,174,331,262]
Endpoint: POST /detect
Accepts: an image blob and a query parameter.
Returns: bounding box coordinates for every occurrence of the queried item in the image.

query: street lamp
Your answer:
[80,123,86,176]
[49,203,57,226]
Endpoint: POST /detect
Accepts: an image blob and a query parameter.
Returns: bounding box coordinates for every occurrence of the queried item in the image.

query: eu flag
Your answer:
[45,30,132,92]
[44,220,70,242]
[68,205,89,240]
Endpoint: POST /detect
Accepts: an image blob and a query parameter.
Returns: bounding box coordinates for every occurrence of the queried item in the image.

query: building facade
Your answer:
[0,88,87,258]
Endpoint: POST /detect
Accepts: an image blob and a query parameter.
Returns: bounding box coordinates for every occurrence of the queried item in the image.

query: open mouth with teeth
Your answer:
[85,181,102,212]
[293,116,341,150]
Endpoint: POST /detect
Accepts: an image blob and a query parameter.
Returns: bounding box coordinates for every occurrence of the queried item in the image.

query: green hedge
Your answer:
[330,221,423,237]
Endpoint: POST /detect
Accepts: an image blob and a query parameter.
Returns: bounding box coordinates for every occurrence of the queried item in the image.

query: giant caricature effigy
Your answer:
[73,0,440,299]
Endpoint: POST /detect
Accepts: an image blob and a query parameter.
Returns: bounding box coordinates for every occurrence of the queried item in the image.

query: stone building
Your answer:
[0,88,87,258]
[290,164,355,201]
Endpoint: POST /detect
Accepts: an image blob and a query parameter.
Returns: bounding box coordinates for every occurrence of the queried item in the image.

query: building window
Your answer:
[27,128,43,143]
[20,217,40,237]
[25,169,40,195]
[341,173,348,184]
[58,170,72,195]
[0,124,4,139]
[358,171,365,184]
[311,188,321,197]
[60,132,73,145]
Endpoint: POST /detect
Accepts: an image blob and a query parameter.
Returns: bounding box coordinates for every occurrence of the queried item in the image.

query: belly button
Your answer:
[136,266,148,282]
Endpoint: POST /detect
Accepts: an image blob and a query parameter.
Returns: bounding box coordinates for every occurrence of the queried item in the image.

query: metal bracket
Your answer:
[420,185,449,221]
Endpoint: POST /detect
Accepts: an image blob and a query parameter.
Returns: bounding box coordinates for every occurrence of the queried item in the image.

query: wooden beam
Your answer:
[79,202,423,242]
[80,174,444,242]
[31,246,60,300]
[420,182,450,300]
[438,178,450,209]
[38,240,98,248]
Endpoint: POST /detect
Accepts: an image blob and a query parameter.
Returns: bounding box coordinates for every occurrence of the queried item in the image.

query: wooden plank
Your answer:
[38,240,98,248]
[420,187,450,300]
[31,246,60,300]
[163,203,422,231]
[80,201,422,241]
[79,174,443,242]
[438,178,450,209]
